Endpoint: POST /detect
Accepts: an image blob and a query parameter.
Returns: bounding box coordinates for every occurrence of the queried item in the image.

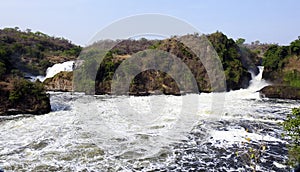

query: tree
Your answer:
[26,28,31,33]
[262,45,288,70]
[236,38,246,45]
[290,39,300,55]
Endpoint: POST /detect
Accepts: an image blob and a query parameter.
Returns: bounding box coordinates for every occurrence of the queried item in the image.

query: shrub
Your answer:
[9,78,46,103]
[284,70,300,88]
[282,107,300,167]
[262,45,288,70]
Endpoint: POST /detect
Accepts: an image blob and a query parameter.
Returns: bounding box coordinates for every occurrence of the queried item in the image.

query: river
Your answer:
[0,67,299,171]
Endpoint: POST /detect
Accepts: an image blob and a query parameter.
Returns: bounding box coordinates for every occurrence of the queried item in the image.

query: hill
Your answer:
[0,27,81,75]
[0,28,81,115]
[69,32,259,95]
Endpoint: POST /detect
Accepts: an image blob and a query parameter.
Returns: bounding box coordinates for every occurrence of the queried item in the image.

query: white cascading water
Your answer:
[248,66,269,92]
[225,66,269,100]
[0,66,298,171]
[30,61,74,82]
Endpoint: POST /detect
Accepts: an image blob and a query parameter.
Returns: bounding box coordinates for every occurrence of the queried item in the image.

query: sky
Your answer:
[0,0,299,46]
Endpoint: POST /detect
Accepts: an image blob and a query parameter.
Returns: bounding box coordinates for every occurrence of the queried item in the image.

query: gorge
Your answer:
[0,28,300,171]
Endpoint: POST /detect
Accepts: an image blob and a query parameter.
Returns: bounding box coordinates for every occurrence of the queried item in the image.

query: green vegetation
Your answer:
[259,38,300,100]
[0,27,80,115]
[236,38,246,45]
[0,76,50,115]
[262,37,300,89]
[207,32,252,90]
[9,78,45,103]
[240,40,272,66]
[74,48,107,94]
[89,32,257,94]
[284,70,300,88]
[282,107,300,167]
[262,45,288,70]
[0,27,81,75]
[0,61,6,78]
[290,39,300,55]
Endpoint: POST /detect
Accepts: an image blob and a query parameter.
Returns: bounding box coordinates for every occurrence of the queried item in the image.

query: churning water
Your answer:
[0,67,299,171]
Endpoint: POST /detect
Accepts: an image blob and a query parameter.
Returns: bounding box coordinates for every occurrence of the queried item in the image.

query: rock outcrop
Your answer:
[260,85,300,100]
[43,71,73,92]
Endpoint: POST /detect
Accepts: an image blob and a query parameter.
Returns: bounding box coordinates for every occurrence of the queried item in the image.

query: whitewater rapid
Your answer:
[0,67,298,171]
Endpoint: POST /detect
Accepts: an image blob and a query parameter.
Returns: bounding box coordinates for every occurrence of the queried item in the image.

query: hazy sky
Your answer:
[1,0,299,46]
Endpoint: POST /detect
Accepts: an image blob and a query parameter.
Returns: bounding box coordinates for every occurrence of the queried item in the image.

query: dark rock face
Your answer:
[237,72,252,90]
[238,46,259,75]
[259,85,300,100]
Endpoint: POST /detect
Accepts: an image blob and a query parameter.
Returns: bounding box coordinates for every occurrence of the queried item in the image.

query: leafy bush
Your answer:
[282,107,300,167]
[9,78,46,103]
[262,45,288,70]
[290,39,300,55]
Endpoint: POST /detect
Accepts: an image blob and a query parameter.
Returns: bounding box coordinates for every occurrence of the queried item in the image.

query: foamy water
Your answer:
[0,67,298,171]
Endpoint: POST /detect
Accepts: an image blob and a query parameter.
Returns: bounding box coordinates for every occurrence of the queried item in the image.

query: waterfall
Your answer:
[248,66,269,92]
[44,61,74,79]
[29,61,74,82]
[226,66,269,100]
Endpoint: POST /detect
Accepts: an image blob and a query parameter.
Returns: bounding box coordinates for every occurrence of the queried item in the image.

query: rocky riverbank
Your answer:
[260,85,300,100]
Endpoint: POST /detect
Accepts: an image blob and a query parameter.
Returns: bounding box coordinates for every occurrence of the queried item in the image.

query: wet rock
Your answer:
[259,85,300,100]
